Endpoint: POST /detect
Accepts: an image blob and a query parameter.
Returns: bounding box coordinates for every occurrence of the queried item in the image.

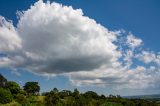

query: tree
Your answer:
[14,93,26,104]
[62,90,72,96]
[0,74,7,88]
[6,81,21,96]
[84,91,99,99]
[72,88,79,98]
[23,82,40,95]
[51,87,59,93]
[0,88,13,104]
[59,90,72,99]
[45,92,61,106]
[108,94,116,99]
[100,94,106,99]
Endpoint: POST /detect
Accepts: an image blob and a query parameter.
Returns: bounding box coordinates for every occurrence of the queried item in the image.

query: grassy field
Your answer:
[0,96,45,106]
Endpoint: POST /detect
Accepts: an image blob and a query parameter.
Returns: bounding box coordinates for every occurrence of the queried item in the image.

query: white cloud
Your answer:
[136,51,160,65]
[126,33,142,49]
[11,69,21,76]
[123,50,134,68]
[0,57,12,67]
[16,0,121,74]
[0,0,159,91]
[0,16,21,52]
[67,65,155,89]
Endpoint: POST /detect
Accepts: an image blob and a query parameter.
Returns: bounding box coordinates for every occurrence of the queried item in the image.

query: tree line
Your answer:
[0,74,159,106]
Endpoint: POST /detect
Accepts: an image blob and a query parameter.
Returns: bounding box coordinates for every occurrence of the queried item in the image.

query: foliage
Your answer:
[0,74,7,88]
[83,91,99,99]
[1,101,21,106]
[100,102,123,106]
[43,87,159,106]
[72,88,79,98]
[59,90,72,99]
[17,96,44,106]
[0,73,159,106]
[45,92,62,106]
[52,88,59,93]
[23,82,40,95]
[0,88,13,104]
[14,93,26,104]
[6,81,21,96]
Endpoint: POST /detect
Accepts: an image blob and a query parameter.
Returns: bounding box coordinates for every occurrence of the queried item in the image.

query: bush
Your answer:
[45,92,61,106]
[6,81,21,96]
[15,93,26,104]
[0,88,13,104]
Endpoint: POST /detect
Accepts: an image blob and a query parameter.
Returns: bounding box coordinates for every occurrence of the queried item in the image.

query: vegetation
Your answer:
[23,81,40,95]
[0,74,7,87]
[6,81,21,97]
[0,88,13,104]
[0,73,160,106]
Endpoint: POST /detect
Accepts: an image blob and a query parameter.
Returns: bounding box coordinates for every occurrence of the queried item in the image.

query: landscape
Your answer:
[0,0,160,106]
[0,74,160,106]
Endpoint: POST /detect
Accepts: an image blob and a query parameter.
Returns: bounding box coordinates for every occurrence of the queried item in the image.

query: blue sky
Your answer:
[0,0,160,96]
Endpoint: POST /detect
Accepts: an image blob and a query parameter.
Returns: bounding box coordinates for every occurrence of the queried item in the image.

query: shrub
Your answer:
[15,93,26,104]
[0,74,7,88]
[6,81,21,94]
[0,88,13,104]
[45,92,61,106]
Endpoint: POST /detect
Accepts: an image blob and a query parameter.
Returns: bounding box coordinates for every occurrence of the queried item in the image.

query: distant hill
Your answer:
[124,94,160,100]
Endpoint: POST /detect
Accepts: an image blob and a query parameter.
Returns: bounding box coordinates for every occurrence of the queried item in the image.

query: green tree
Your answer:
[65,96,76,106]
[0,88,13,104]
[6,81,21,96]
[52,87,59,93]
[15,93,26,104]
[100,94,106,99]
[72,88,79,98]
[45,92,61,106]
[59,90,72,99]
[84,91,99,99]
[23,82,40,95]
[0,74,7,88]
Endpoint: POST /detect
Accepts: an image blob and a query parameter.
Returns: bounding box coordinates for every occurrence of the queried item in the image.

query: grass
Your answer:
[0,96,45,106]
[0,101,21,106]
[37,96,45,102]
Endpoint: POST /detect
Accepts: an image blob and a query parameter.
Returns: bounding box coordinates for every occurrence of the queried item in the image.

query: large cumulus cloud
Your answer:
[16,0,121,73]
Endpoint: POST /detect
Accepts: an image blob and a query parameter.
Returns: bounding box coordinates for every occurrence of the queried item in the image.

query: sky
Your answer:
[0,0,160,96]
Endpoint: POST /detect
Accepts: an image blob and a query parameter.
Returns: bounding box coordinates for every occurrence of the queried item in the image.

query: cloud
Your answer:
[0,16,21,52]
[66,32,159,89]
[126,33,142,49]
[0,57,12,67]
[136,51,160,65]
[16,0,121,74]
[123,50,134,68]
[0,16,22,68]
[67,65,154,89]
[0,0,159,90]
